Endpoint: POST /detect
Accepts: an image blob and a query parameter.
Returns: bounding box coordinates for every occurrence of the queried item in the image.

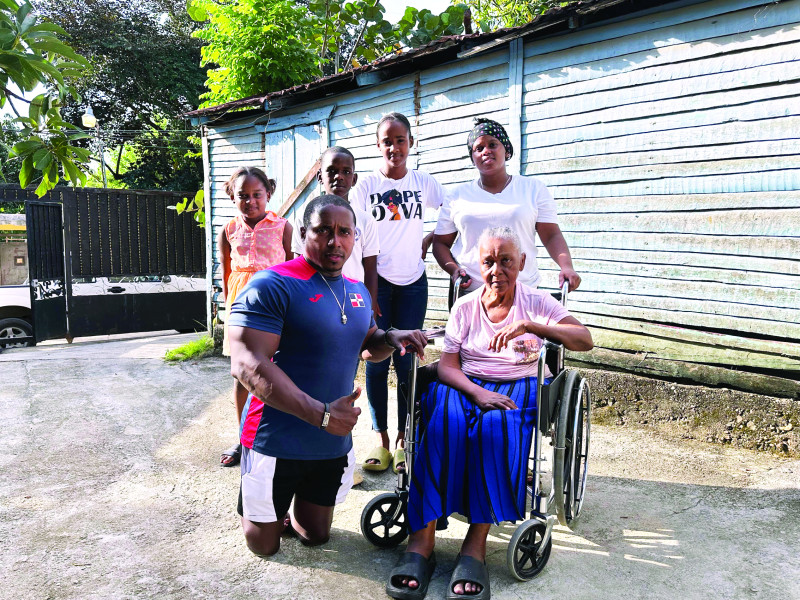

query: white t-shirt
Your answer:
[351,169,446,286]
[291,202,379,282]
[442,282,570,381]
[434,176,559,288]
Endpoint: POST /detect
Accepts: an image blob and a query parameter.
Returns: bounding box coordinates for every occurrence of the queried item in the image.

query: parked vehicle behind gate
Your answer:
[0,284,33,347]
[0,275,206,349]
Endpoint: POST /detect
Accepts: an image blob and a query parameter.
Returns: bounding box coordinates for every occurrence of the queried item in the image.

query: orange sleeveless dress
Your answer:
[223,212,287,355]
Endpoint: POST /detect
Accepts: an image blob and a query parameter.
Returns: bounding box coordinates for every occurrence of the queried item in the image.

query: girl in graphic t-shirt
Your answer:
[350,112,446,475]
[218,166,293,467]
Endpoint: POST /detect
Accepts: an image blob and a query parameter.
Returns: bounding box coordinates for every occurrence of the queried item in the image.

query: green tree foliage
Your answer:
[0,0,90,195]
[307,1,467,72]
[459,0,567,31]
[190,0,467,107]
[35,0,205,191]
[191,0,321,107]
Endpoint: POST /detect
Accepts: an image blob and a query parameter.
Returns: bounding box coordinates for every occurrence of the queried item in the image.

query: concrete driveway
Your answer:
[1,333,798,600]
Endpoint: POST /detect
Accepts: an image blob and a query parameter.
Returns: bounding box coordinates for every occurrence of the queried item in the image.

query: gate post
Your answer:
[61,188,77,343]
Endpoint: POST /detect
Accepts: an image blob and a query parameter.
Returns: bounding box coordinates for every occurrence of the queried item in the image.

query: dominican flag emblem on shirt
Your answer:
[349,293,365,308]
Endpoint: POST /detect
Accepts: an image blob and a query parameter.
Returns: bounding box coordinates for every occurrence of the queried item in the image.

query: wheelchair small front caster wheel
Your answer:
[507,519,552,580]
[360,492,408,548]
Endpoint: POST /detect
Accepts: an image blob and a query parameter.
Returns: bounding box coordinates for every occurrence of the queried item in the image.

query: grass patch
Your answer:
[164,335,215,362]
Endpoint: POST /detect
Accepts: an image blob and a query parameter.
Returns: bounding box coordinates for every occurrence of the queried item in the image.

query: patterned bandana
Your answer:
[467,118,513,159]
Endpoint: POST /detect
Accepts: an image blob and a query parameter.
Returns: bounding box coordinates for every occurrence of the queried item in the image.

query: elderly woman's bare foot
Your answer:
[389,522,436,591]
[449,524,490,596]
[449,553,489,597]
[386,550,436,599]
[452,580,482,594]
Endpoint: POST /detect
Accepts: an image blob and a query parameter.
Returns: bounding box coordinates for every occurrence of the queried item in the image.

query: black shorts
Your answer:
[237,446,355,523]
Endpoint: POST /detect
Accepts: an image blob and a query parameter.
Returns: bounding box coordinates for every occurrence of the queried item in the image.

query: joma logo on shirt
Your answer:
[370,189,423,222]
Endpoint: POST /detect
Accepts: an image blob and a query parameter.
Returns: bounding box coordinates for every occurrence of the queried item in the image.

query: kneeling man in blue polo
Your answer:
[228,194,428,556]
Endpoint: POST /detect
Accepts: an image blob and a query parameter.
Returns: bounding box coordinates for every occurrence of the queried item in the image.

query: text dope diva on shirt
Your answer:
[369,188,424,221]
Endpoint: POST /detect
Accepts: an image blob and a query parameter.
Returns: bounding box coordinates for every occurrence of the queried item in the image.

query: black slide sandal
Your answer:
[446,554,490,600]
[386,551,437,599]
[220,442,241,467]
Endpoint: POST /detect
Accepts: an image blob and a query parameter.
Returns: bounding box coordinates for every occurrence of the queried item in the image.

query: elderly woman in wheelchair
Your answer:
[384,225,593,600]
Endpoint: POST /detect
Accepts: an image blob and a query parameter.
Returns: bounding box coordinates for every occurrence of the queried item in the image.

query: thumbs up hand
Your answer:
[325,388,362,436]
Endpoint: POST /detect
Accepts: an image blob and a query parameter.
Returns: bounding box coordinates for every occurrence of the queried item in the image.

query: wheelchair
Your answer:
[360,279,592,580]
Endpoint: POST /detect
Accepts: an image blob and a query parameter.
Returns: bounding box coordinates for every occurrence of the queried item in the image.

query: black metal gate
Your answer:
[25,195,68,343]
[63,188,206,339]
[2,185,206,344]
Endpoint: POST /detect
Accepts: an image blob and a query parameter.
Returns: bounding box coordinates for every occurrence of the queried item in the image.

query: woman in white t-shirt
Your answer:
[432,117,581,296]
[350,112,447,474]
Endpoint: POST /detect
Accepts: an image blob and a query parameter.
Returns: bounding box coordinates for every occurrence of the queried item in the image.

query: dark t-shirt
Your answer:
[228,256,374,459]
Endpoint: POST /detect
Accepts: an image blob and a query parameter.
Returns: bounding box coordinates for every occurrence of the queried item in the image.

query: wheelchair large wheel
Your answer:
[360,492,409,548]
[507,519,552,581]
[553,371,591,527]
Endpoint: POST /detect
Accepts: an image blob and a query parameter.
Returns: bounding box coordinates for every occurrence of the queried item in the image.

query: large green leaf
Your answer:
[26,22,68,36]
[18,153,33,187]
[187,0,208,22]
[0,29,15,46]
[15,1,31,27]
[34,150,52,171]
[28,38,87,63]
[8,138,40,155]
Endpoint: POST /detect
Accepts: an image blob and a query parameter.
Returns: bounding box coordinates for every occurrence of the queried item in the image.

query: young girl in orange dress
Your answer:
[217,166,293,467]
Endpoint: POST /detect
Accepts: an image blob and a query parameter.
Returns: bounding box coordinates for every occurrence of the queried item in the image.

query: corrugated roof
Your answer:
[185,0,662,122]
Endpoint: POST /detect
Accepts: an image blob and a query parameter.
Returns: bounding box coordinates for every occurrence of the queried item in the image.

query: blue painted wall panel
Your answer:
[204,0,800,385]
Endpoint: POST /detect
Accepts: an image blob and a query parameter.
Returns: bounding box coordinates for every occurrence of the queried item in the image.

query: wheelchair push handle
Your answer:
[550,281,570,307]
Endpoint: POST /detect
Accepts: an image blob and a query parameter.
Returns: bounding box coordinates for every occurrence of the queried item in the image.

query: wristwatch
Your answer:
[320,402,331,430]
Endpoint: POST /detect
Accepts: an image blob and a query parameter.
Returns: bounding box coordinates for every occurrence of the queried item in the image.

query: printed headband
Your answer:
[467,118,513,158]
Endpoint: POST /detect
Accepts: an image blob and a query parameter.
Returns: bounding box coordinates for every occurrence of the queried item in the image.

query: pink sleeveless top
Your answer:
[225,213,287,272]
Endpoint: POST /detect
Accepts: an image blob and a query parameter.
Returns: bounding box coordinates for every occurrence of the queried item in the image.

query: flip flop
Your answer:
[392,448,407,474]
[446,554,490,600]
[363,446,392,471]
[386,551,436,600]
[220,442,241,467]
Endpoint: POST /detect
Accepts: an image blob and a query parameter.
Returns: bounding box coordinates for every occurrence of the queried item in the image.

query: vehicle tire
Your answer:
[360,492,409,547]
[0,318,33,348]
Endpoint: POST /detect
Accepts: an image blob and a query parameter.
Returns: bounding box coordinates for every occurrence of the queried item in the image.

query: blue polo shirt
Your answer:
[229,256,374,459]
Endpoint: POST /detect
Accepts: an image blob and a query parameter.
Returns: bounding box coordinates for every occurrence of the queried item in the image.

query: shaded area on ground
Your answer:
[1,333,798,600]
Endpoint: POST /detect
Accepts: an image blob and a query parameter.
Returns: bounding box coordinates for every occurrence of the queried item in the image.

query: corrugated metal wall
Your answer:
[519,0,800,396]
[204,0,799,396]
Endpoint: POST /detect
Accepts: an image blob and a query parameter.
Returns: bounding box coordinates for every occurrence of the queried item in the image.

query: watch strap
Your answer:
[320,402,331,430]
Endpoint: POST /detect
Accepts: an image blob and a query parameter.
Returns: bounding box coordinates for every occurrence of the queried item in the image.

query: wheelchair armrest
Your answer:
[539,369,568,432]
[544,339,562,378]
[414,361,440,402]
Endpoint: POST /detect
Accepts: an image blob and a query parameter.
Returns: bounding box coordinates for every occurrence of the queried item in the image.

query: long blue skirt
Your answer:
[407,376,539,532]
